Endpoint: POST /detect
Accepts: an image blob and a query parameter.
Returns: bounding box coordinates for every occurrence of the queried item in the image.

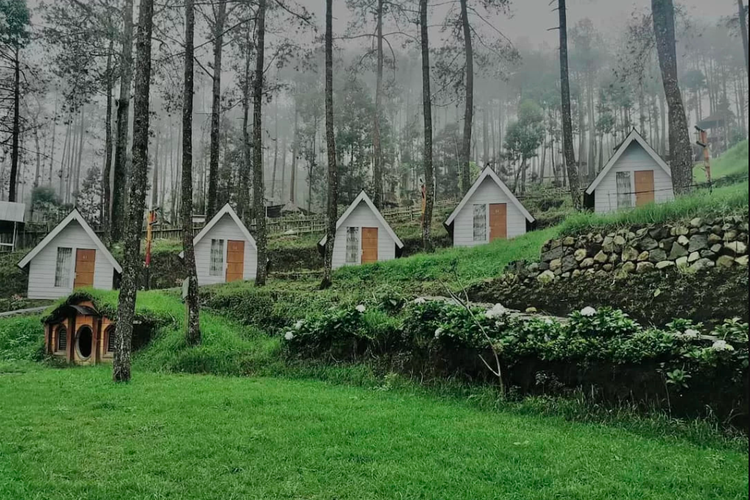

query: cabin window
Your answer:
[473,204,487,242]
[616,172,633,209]
[54,247,73,287]
[345,227,360,264]
[210,239,224,276]
[56,325,67,352]
[106,326,116,353]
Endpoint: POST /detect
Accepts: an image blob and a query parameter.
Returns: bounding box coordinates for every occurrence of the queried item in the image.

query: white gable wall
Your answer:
[452,177,527,247]
[593,142,674,214]
[194,213,257,285]
[332,201,397,270]
[26,220,116,299]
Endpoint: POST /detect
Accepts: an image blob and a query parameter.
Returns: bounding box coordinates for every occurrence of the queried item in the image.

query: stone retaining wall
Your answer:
[509,215,749,284]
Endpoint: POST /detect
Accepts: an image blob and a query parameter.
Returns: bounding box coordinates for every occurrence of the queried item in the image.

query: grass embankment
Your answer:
[0,365,747,500]
[693,139,749,183]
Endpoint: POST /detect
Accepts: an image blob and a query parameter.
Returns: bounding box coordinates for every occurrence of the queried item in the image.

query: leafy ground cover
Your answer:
[0,364,747,500]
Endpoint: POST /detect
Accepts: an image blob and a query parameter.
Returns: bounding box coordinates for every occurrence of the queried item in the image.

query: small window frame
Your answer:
[56,325,67,353]
[472,204,487,242]
[54,247,73,288]
[345,227,360,265]
[209,239,225,277]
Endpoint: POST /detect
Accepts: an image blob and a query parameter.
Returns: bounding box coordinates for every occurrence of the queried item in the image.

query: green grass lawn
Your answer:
[0,364,746,500]
[693,140,748,183]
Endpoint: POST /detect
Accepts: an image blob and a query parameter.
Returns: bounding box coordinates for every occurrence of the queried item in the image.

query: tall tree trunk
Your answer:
[253,0,268,286]
[103,41,114,240]
[180,0,201,347]
[74,107,85,201]
[271,100,279,200]
[482,106,489,167]
[206,0,227,218]
[9,49,20,202]
[112,0,134,241]
[48,96,58,186]
[459,0,473,194]
[558,0,580,207]
[321,0,338,288]
[151,127,160,208]
[238,23,252,221]
[420,0,434,251]
[372,0,384,208]
[652,0,693,194]
[59,120,71,199]
[290,103,298,204]
[113,0,156,383]
[279,136,287,202]
[739,0,749,77]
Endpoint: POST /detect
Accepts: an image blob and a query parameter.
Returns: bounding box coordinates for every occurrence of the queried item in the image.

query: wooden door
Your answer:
[361,227,378,264]
[225,240,245,282]
[634,170,655,207]
[489,203,507,241]
[73,249,96,289]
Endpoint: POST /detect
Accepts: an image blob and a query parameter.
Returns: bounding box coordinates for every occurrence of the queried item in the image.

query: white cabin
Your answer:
[585,129,674,214]
[445,168,535,247]
[17,210,121,300]
[318,191,404,270]
[181,203,258,285]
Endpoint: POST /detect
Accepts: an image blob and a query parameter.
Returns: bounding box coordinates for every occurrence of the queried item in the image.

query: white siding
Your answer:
[194,213,257,285]
[452,177,528,247]
[594,142,674,214]
[331,201,397,270]
[26,221,116,299]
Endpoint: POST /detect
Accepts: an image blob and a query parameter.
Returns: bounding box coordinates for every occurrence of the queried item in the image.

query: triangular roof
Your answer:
[445,167,534,226]
[179,203,256,258]
[318,191,404,248]
[586,129,672,195]
[18,209,122,273]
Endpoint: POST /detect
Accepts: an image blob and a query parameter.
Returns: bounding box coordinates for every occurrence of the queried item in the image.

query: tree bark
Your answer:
[321,0,338,289]
[558,0,580,207]
[253,0,268,286]
[113,0,155,383]
[372,0,384,208]
[420,0,434,251]
[112,0,134,241]
[290,103,298,204]
[206,0,227,218]
[9,49,20,202]
[180,0,201,347]
[459,0,473,194]
[238,22,252,222]
[652,0,693,194]
[739,0,749,77]
[103,41,114,239]
[74,107,86,201]
[271,99,279,200]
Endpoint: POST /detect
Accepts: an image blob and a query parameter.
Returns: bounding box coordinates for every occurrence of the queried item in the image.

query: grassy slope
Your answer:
[0,365,747,500]
[693,140,749,183]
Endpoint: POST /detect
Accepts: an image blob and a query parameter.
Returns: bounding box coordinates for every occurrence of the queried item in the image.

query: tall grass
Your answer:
[693,140,749,183]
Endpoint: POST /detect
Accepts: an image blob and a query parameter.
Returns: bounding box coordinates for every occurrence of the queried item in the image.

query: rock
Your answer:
[592,234,604,244]
[571,269,582,278]
[710,243,723,253]
[675,256,689,268]
[537,270,555,284]
[724,241,747,256]
[688,252,700,263]
[711,225,723,235]
[717,255,735,268]
[700,250,716,259]
[609,253,620,264]
[622,246,639,262]
[602,264,613,271]
[636,262,655,274]
[593,250,608,264]
[689,258,715,272]
[561,255,578,273]
[525,307,538,313]
[689,217,703,228]
[542,246,564,263]
[595,270,609,278]
[637,236,659,251]
[689,228,699,236]
[561,272,571,279]
[528,263,540,273]
[655,260,675,270]
[621,261,636,274]
[636,228,649,237]
[648,248,668,263]
[723,230,738,242]
[580,257,595,269]
[736,255,749,266]
[574,248,587,262]
[549,239,562,249]
[613,235,626,246]
[637,251,650,261]
[668,242,689,260]
[677,235,690,246]
[687,234,708,252]
[707,233,722,245]
[602,236,615,253]
[586,268,596,275]
[549,259,562,271]
[659,237,675,250]
[538,261,550,271]
[562,236,576,246]
[649,226,667,240]
[674,225,690,236]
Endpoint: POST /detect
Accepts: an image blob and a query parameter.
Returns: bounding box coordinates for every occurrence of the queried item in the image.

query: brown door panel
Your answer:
[225,240,245,282]
[361,227,378,264]
[634,170,655,207]
[489,203,507,241]
[74,249,96,288]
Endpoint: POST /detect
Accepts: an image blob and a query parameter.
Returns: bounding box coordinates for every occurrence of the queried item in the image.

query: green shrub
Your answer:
[0,314,44,361]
